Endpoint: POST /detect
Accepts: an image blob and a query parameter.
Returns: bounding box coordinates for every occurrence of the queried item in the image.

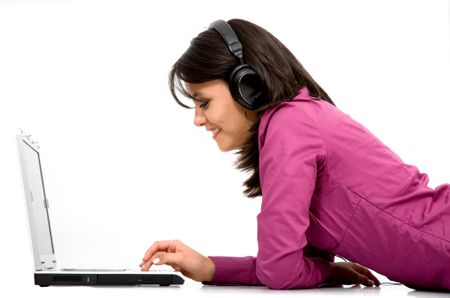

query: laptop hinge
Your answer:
[37,255,57,271]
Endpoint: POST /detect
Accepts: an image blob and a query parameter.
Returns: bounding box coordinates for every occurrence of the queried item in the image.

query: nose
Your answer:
[193,106,206,127]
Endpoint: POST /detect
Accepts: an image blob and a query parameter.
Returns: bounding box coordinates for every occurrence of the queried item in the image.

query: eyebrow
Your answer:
[191,92,209,103]
[192,91,203,99]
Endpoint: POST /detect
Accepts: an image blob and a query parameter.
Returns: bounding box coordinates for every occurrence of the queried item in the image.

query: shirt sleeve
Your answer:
[204,105,333,289]
[255,106,332,289]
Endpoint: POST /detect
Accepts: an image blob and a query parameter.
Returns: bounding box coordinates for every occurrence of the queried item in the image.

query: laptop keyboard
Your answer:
[61,266,174,273]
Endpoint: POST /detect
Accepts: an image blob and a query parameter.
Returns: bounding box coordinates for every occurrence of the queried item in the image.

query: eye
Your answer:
[199,101,209,109]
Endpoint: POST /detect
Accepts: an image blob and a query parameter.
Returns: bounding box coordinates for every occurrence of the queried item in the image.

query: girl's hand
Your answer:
[328,262,381,287]
[140,240,215,282]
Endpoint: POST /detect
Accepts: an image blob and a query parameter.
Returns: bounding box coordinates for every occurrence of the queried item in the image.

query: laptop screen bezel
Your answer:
[17,132,57,271]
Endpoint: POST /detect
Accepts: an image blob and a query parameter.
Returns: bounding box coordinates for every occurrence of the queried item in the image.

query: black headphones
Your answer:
[209,20,264,110]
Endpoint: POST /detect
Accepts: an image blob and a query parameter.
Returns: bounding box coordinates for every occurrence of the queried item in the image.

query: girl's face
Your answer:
[186,80,257,152]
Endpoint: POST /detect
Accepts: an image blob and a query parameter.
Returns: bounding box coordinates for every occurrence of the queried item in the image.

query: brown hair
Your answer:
[169,19,335,198]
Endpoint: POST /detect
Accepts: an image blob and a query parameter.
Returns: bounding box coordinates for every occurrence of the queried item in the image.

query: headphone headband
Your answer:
[208,19,263,110]
[210,20,244,64]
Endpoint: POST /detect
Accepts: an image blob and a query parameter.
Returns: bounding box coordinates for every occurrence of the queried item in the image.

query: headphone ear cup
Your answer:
[229,64,263,110]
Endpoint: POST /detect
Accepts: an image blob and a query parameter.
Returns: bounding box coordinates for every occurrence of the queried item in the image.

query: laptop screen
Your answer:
[17,132,57,270]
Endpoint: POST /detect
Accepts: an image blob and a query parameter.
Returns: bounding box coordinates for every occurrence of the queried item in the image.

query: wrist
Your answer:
[202,257,216,282]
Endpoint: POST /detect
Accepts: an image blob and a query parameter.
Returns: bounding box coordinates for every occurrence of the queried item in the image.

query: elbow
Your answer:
[258,274,307,290]
[256,257,325,290]
[264,280,296,290]
[256,266,308,290]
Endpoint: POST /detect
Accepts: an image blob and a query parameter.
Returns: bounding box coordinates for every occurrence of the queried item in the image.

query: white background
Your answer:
[0,0,449,296]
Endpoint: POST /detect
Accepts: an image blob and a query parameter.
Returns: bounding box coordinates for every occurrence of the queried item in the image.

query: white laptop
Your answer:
[16,130,184,287]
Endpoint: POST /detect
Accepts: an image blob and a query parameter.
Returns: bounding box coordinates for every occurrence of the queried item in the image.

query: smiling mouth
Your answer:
[211,128,221,139]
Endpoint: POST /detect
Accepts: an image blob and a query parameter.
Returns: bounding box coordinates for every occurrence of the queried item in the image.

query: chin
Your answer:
[216,142,236,152]
[217,145,232,152]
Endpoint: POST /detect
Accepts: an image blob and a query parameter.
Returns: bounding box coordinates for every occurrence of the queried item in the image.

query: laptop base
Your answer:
[35,272,184,287]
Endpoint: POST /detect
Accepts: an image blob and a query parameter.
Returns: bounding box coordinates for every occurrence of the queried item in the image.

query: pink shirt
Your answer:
[207,88,450,290]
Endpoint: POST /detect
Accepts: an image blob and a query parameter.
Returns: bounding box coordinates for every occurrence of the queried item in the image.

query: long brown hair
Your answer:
[169,19,335,198]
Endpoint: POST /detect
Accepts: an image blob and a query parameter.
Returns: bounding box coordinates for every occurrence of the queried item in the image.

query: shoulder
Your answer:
[260,87,339,128]
[258,97,336,148]
[258,103,332,163]
[260,98,319,127]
